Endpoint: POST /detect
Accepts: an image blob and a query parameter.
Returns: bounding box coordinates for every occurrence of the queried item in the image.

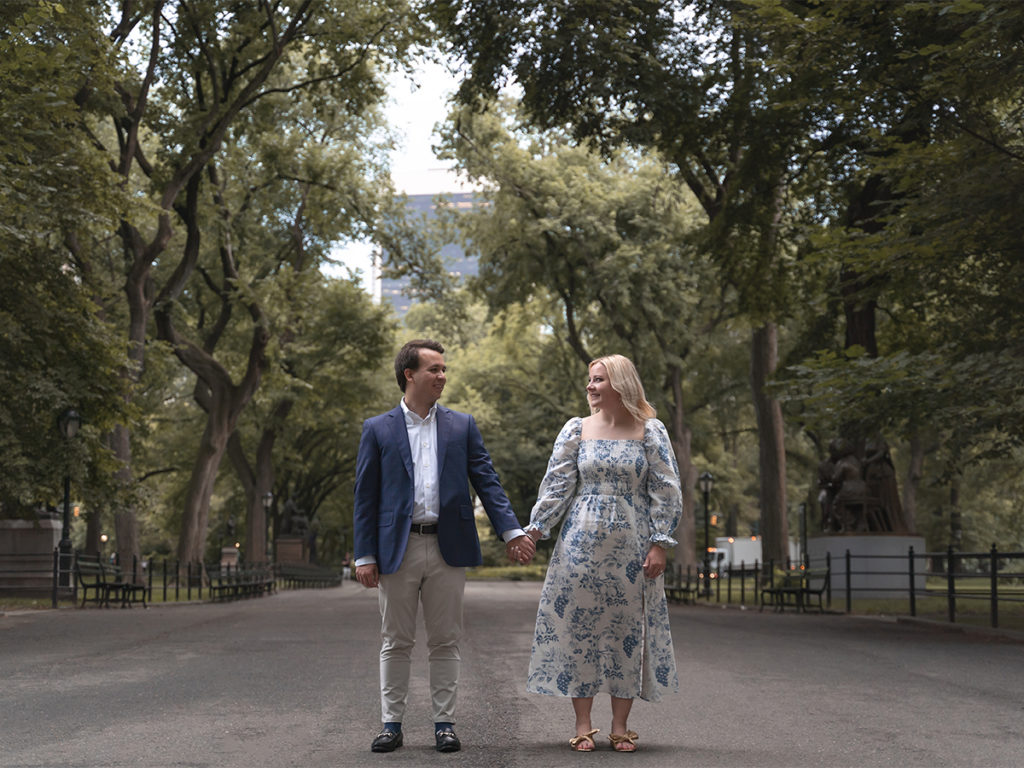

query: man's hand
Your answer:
[506,534,536,564]
[642,544,667,579]
[355,563,380,588]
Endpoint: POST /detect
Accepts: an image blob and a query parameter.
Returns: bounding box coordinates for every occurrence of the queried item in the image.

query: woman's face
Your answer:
[587,362,620,411]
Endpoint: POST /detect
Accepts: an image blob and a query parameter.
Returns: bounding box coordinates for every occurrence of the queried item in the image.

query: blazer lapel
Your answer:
[388,406,414,479]
[435,405,452,474]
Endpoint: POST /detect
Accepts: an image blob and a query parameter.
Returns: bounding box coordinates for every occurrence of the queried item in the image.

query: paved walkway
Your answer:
[2,581,1023,767]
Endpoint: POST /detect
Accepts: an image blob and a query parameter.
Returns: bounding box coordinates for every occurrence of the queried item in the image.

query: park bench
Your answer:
[74,553,108,607]
[74,553,147,608]
[664,565,699,605]
[760,567,830,613]
[275,562,342,589]
[206,564,275,601]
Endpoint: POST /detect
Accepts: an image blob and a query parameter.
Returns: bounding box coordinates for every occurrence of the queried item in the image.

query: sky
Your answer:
[333,59,469,289]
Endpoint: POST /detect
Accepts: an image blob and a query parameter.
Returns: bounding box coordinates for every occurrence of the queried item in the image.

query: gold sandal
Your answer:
[608,730,639,752]
[569,729,600,752]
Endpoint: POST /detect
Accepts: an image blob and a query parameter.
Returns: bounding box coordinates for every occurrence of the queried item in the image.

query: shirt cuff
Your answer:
[501,528,527,543]
[354,556,377,567]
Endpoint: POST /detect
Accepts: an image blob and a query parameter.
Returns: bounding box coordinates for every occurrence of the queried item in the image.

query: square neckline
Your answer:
[578,417,649,444]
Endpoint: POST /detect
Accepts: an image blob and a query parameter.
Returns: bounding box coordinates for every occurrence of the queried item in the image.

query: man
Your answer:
[353,339,535,753]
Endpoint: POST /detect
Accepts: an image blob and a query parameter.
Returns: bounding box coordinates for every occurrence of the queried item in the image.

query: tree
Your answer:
[762,2,1024,533]
[58,1,429,568]
[227,276,395,563]
[436,101,735,568]
[0,2,132,517]
[430,1,808,560]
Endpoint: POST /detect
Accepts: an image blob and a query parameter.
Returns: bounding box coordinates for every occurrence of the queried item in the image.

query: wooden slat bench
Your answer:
[761,568,830,613]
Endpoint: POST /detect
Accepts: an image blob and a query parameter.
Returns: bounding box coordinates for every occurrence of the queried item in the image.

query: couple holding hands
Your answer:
[353,339,681,754]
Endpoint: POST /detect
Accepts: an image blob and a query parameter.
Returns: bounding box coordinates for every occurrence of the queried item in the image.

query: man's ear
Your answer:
[404,368,415,385]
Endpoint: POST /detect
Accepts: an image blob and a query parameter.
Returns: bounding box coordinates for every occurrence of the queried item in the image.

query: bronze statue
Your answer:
[281,499,309,536]
[864,436,908,533]
[818,436,907,534]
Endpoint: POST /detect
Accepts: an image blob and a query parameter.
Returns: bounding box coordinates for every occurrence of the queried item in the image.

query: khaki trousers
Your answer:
[378,531,466,724]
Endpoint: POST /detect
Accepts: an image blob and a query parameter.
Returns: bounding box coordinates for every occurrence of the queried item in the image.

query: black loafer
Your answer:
[435,727,461,753]
[371,729,403,753]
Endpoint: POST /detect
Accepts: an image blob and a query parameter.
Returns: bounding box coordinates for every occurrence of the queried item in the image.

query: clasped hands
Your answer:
[506,530,539,565]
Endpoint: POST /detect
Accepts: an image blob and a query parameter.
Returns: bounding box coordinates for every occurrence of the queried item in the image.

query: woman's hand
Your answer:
[506,534,536,564]
[642,544,667,580]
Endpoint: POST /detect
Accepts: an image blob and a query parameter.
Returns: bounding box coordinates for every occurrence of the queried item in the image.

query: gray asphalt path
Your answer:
[2,581,1023,768]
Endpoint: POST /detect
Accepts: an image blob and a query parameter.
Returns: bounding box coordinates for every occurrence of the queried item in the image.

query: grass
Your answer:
[2,573,235,611]
[467,564,547,581]
[693,579,1024,632]
[0,595,57,612]
[9,568,1024,634]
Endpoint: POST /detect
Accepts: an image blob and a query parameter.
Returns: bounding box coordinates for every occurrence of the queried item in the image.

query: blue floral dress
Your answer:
[525,417,681,701]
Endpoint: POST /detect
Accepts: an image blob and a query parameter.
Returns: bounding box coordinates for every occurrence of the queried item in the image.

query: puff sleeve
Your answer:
[525,417,582,540]
[644,418,682,548]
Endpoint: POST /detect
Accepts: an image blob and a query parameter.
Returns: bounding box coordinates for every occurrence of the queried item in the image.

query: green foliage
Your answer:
[762,1,1024,459]
[467,564,547,581]
[0,2,133,514]
[8,0,1024,562]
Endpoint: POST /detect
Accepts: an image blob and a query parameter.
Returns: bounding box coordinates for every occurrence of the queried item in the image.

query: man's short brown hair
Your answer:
[394,339,445,392]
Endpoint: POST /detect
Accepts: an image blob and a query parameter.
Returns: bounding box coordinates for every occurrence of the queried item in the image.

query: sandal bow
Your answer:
[608,730,639,752]
[569,728,600,752]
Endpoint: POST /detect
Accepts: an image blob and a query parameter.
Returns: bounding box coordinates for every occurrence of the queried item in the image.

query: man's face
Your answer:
[406,348,447,403]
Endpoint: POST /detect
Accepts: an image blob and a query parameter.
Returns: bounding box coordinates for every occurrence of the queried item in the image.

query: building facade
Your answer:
[373,192,479,318]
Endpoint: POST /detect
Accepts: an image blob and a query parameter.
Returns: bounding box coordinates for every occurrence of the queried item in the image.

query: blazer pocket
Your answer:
[379,510,395,527]
[460,504,474,520]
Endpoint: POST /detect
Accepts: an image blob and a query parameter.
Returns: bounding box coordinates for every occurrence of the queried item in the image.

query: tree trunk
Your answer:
[177,414,230,566]
[949,472,962,550]
[901,433,926,535]
[226,400,290,565]
[110,424,140,580]
[666,363,696,572]
[750,322,789,563]
[95,238,157,569]
[171,350,267,566]
[840,266,879,357]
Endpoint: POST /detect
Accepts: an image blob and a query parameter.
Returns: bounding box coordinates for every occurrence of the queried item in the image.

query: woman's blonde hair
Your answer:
[588,354,656,422]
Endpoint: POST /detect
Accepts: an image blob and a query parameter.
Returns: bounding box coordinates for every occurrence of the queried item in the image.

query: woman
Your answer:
[523,354,681,752]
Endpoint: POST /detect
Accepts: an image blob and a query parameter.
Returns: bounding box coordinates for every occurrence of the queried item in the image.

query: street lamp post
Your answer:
[57,408,81,587]
[262,492,273,561]
[698,470,714,598]
[799,502,808,568]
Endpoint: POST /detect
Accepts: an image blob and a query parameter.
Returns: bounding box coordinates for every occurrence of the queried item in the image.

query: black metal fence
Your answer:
[669,545,1024,630]
[0,550,343,608]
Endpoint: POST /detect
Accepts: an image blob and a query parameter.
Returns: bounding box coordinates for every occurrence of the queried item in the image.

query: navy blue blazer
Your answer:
[352,404,520,574]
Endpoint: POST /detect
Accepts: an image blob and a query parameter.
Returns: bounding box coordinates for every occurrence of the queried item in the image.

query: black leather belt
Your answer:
[410,523,438,535]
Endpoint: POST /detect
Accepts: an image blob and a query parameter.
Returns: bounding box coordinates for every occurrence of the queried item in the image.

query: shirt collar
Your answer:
[401,398,437,425]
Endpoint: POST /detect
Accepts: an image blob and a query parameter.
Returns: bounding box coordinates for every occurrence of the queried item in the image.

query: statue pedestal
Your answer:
[220,547,240,568]
[0,519,62,592]
[274,535,307,564]
[808,534,926,599]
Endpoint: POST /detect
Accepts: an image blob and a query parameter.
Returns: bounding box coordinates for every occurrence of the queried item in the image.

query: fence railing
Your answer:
[49,551,232,607]
[668,545,1024,629]
[0,550,339,608]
